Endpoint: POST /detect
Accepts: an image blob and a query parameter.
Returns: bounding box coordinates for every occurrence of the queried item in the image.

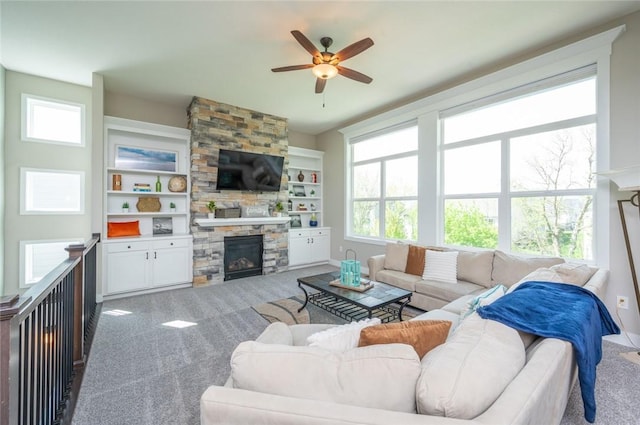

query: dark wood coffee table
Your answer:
[297,271,412,322]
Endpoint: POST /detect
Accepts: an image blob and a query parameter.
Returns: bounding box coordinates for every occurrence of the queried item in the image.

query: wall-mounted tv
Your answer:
[216,149,285,192]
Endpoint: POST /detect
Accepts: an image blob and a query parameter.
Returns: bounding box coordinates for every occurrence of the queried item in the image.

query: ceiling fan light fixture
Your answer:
[312,63,338,80]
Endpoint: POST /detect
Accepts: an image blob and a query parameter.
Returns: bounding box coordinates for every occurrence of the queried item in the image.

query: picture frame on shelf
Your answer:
[115,145,178,172]
[292,184,306,197]
[152,217,173,235]
[290,214,302,228]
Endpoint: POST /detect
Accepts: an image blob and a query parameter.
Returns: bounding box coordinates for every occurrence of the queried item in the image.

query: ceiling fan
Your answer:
[272,30,374,94]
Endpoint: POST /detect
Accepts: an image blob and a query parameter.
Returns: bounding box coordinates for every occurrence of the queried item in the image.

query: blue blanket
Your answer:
[477,281,620,423]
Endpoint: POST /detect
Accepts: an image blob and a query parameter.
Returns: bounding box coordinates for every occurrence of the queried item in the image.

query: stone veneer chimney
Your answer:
[188,97,289,286]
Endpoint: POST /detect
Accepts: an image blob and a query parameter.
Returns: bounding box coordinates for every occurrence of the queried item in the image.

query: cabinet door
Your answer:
[288,231,310,266]
[106,250,151,294]
[152,246,191,287]
[309,229,330,263]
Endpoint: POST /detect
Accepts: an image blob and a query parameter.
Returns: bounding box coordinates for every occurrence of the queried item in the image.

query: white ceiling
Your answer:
[2,1,640,135]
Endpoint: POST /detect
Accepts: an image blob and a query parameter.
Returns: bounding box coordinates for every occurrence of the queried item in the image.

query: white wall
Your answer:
[3,71,93,296]
[288,130,316,150]
[104,91,189,129]
[0,65,5,296]
[319,11,640,335]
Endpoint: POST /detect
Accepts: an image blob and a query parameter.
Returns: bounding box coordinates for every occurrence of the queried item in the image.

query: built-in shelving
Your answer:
[288,146,324,228]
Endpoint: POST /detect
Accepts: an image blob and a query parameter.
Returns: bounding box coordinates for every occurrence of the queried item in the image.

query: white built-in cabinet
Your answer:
[287,147,330,267]
[102,116,193,298]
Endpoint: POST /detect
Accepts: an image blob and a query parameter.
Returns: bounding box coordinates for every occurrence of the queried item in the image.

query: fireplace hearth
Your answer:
[224,235,263,281]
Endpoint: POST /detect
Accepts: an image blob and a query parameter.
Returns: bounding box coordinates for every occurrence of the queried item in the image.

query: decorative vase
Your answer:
[122,208,129,213]
[155,176,162,192]
[287,200,293,211]
[208,212,215,219]
[170,207,176,213]
[297,170,305,182]
[309,213,318,227]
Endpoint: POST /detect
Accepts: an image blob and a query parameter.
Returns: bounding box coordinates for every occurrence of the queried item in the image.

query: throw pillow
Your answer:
[456,250,495,288]
[550,263,596,286]
[459,284,507,320]
[107,221,141,238]
[422,250,458,284]
[405,245,427,276]
[231,341,421,413]
[508,267,564,293]
[416,314,525,418]
[358,320,451,358]
[306,318,380,351]
[384,242,410,272]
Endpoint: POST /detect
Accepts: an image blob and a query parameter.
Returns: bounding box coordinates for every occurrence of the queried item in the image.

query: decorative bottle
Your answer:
[309,213,318,227]
[155,176,162,192]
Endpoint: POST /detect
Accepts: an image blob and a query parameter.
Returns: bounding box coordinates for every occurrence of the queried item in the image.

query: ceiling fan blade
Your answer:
[332,37,374,62]
[315,78,327,94]
[291,30,321,59]
[271,64,314,72]
[336,66,373,84]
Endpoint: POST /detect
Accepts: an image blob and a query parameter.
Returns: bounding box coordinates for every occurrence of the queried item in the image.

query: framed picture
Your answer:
[152,217,173,235]
[290,214,302,228]
[115,145,178,172]
[292,184,306,197]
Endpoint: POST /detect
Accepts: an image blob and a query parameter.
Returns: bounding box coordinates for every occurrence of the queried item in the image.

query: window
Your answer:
[21,94,85,146]
[21,168,85,214]
[20,239,82,288]
[348,123,418,241]
[441,70,597,260]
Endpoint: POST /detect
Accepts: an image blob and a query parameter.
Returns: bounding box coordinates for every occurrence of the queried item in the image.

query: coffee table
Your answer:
[297,271,412,322]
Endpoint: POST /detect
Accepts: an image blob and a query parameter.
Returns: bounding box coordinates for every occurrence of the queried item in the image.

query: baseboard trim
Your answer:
[604,332,640,348]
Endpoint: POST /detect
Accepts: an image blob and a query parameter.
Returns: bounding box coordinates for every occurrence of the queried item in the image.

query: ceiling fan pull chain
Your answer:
[323,92,326,108]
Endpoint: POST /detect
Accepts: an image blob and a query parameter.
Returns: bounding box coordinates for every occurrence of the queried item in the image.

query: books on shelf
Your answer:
[133,183,152,192]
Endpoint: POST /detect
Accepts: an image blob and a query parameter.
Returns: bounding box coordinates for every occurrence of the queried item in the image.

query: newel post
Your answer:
[0,295,31,425]
[65,243,86,367]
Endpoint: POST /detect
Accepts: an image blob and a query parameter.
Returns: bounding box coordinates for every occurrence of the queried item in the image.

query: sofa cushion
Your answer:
[255,322,293,345]
[416,314,525,418]
[306,318,380,352]
[375,269,422,292]
[491,250,564,287]
[422,250,458,283]
[405,245,427,276]
[384,243,410,272]
[415,279,485,303]
[508,267,564,293]
[456,250,495,288]
[358,320,451,359]
[231,341,421,413]
[550,262,596,286]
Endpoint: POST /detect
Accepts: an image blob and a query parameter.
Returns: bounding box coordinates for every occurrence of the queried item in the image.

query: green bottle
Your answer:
[155,176,162,192]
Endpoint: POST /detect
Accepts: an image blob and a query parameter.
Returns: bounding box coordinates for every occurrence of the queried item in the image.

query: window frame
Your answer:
[341,25,623,267]
[347,121,419,243]
[20,167,86,215]
[19,238,83,288]
[21,93,86,147]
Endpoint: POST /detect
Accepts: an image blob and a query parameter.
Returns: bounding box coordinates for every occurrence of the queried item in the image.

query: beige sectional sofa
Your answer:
[367,244,604,311]
[200,248,609,425]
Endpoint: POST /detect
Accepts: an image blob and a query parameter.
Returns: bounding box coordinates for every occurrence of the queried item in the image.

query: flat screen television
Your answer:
[216,149,285,192]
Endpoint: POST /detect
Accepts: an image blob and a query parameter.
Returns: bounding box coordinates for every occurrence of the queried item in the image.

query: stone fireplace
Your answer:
[188,96,289,286]
[224,235,263,280]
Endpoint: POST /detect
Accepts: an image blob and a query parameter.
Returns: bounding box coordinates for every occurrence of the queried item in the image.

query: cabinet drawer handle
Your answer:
[146,252,148,260]
[128,245,131,249]
[154,252,157,259]
[170,242,174,246]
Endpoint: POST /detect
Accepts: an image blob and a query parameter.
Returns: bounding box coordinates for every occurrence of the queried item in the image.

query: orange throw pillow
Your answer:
[107,221,141,238]
[405,245,427,276]
[358,320,452,359]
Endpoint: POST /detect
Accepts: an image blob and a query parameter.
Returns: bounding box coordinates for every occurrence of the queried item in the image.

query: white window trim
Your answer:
[341,25,625,267]
[20,167,86,215]
[21,93,86,147]
[19,238,83,288]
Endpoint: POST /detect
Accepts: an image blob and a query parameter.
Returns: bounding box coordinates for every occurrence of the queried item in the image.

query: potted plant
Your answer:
[274,201,284,217]
[169,202,176,212]
[207,201,216,219]
[122,202,129,213]
[310,189,316,196]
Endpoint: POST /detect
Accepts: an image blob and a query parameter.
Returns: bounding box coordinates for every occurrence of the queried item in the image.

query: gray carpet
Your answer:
[72,265,640,425]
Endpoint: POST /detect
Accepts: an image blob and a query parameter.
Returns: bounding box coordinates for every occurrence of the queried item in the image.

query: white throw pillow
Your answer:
[306,318,380,351]
[231,341,421,413]
[422,250,458,284]
[459,284,507,320]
